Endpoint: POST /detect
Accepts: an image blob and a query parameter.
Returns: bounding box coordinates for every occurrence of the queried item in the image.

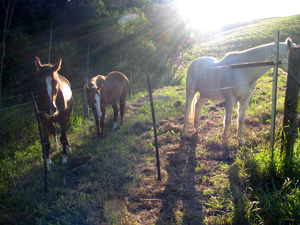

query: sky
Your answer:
[176,0,300,32]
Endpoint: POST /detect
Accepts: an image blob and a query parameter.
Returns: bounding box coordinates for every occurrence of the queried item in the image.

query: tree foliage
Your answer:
[0,0,190,99]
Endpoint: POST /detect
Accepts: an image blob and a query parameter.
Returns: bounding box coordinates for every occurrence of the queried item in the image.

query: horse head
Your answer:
[84,84,102,119]
[279,37,297,72]
[95,75,107,88]
[35,57,62,116]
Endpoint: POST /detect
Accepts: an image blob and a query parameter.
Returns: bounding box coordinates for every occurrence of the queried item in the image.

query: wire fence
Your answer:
[0,65,294,161]
[0,74,163,152]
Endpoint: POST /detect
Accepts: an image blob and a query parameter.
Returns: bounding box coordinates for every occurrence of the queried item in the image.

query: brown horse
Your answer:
[35,57,73,171]
[85,71,129,137]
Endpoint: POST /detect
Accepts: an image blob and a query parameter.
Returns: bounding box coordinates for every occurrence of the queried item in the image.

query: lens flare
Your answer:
[118,13,139,23]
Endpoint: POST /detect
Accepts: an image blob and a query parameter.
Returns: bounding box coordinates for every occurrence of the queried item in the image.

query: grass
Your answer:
[1,14,300,224]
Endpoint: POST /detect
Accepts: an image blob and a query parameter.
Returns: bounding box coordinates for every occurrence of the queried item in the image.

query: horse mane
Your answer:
[219,42,275,64]
[58,75,70,86]
[89,75,107,88]
[56,75,71,111]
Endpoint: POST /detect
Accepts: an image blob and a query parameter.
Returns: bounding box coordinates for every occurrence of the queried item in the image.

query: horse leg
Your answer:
[49,122,59,152]
[194,96,208,132]
[54,134,59,152]
[60,122,71,164]
[93,113,101,136]
[183,91,197,136]
[100,105,106,137]
[221,99,234,145]
[237,97,251,146]
[112,103,118,130]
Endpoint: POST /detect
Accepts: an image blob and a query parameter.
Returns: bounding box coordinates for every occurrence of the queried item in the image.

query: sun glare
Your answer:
[176,0,300,33]
[176,0,234,32]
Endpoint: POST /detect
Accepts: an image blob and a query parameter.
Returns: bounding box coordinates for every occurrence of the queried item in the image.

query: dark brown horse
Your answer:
[35,57,73,171]
[85,71,129,137]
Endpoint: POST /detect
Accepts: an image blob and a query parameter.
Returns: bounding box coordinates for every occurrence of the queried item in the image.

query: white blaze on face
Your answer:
[45,76,53,105]
[94,94,102,118]
[45,76,58,115]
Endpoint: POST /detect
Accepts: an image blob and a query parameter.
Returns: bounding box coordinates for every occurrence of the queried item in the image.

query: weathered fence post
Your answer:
[147,75,161,181]
[270,29,280,158]
[31,92,48,193]
[281,47,300,172]
[83,76,89,118]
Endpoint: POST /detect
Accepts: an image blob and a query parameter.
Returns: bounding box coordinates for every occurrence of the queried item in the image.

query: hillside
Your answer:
[191,14,300,58]
[1,15,300,224]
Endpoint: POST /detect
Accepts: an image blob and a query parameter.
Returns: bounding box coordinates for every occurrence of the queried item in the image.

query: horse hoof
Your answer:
[238,139,245,147]
[62,155,67,164]
[97,134,104,139]
[222,140,228,149]
[66,145,72,153]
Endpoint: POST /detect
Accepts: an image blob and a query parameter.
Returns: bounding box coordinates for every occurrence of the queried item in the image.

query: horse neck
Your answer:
[236,43,275,64]
[223,43,276,83]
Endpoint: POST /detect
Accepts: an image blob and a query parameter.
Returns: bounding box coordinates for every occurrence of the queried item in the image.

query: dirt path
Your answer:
[123,96,242,224]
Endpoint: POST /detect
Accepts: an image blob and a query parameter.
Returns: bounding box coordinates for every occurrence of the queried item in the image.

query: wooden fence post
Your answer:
[31,92,48,193]
[270,29,280,158]
[282,47,300,172]
[83,76,89,118]
[147,75,161,181]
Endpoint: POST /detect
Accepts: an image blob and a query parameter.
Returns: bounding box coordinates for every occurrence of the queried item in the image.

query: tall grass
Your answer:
[230,142,300,224]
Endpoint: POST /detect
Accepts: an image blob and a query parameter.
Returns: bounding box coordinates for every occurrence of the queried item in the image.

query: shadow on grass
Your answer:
[156,133,203,224]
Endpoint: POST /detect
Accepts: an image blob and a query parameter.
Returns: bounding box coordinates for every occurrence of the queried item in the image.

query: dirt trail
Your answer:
[123,96,244,224]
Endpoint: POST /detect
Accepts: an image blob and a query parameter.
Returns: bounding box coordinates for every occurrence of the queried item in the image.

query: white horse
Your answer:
[182,37,295,146]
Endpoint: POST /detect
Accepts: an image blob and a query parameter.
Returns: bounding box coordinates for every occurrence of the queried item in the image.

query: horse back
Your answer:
[106,71,129,85]
[101,71,129,104]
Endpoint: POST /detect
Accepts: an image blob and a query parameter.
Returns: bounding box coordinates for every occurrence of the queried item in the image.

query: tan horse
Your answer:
[35,57,73,171]
[85,71,129,137]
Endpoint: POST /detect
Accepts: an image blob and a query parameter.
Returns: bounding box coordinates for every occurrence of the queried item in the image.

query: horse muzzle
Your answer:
[45,106,57,116]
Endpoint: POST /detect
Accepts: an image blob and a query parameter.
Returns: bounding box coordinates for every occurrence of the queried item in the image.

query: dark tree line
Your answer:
[0,0,191,102]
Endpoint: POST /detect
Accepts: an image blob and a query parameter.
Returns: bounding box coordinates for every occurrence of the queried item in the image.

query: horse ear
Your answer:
[54,57,62,72]
[286,37,292,47]
[35,57,42,71]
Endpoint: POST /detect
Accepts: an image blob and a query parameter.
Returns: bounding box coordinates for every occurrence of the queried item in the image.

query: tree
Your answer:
[0,0,17,103]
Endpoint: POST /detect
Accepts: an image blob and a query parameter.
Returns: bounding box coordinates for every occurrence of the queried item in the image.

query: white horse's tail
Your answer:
[188,93,197,124]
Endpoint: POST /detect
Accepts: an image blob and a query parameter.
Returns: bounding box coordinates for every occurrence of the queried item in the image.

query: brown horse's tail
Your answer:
[120,78,129,123]
[188,93,197,124]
